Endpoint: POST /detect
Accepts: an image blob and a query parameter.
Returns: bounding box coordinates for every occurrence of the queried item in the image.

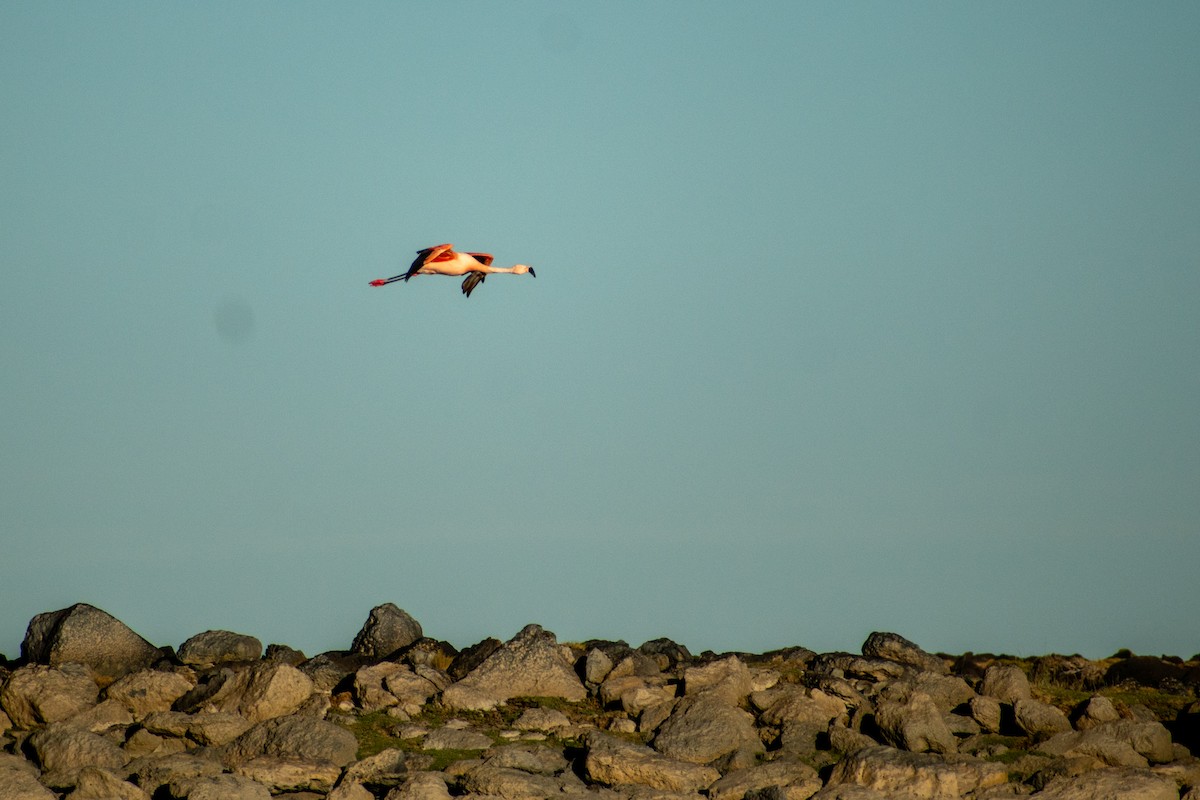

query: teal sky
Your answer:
[2,3,1198,661]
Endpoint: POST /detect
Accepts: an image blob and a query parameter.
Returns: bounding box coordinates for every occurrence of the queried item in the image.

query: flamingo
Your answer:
[369,243,537,298]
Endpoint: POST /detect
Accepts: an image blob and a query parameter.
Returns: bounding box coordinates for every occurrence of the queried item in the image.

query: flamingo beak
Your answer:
[529,267,537,278]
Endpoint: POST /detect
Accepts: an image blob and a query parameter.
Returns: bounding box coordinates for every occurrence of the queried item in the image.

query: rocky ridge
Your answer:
[1,602,1199,800]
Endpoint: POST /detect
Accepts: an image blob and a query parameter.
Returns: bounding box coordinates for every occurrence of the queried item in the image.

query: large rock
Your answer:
[0,763,58,800]
[978,664,1031,704]
[457,763,584,798]
[752,684,847,727]
[861,632,947,675]
[175,662,313,722]
[1,664,98,729]
[351,604,423,658]
[440,625,586,711]
[682,655,754,703]
[218,714,359,769]
[1036,720,1175,768]
[828,745,1008,798]
[1012,697,1072,739]
[167,774,272,800]
[63,767,150,800]
[177,630,263,666]
[20,604,160,682]
[27,722,128,788]
[707,757,823,800]
[104,669,195,720]
[582,730,720,792]
[1033,767,1178,800]
[232,755,342,793]
[652,694,762,764]
[123,751,225,796]
[874,691,957,754]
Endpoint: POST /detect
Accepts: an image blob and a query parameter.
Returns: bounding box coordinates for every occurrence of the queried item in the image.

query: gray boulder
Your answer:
[123,751,225,796]
[20,604,160,681]
[218,714,359,769]
[861,632,947,674]
[440,625,586,711]
[351,604,423,658]
[582,730,720,792]
[1,664,98,729]
[383,772,453,800]
[177,630,263,666]
[1073,694,1121,730]
[421,726,494,751]
[104,669,194,720]
[232,755,342,793]
[457,763,584,798]
[167,774,272,800]
[1012,697,1072,739]
[27,722,127,788]
[174,662,313,722]
[827,745,1008,797]
[63,767,149,800]
[978,664,1031,704]
[873,691,957,754]
[0,761,58,800]
[1033,766,1178,800]
[707,757,823,800]
[652,694,763,764]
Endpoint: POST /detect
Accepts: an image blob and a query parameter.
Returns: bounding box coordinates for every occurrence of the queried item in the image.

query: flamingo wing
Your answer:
[407,243,456,279]
[465,252,494,266]
[461,272,485,297]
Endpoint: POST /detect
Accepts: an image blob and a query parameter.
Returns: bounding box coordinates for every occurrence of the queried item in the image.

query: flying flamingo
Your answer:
[370,243,537,298]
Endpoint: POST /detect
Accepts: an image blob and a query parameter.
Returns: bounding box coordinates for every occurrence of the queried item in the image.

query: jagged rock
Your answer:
[351,604,424,659]
[862,632,947,675]
[482,742,571,775]
[599,674,675,717]
[383,665,442,715]
[330,781,377,800]
[233,755,341,793]
[188,712,255,746]
[809,787,892,800]
[167,773,272,799]
[682,655,754,703]
[1072,694,1121,730]
[297,651,369,693]
[458,763,584,798]
[63,766,149,800]
[1033,766,1178,799]
[828,745,1008,798]
[422,726,494,751]
[967,695,1002,734]
[20,604,161,682]
[264,643,306,665]
[753,684,847,727]
[1,664,99,729]
[652,694,763,764]
[177,630,263,667]
[1012,697,1072,739]
[707,757,823,800]
[828,723,880,754]
[175,662,313,722]
[907,673,975,712]
[978,664,1031,704]
[513,706,571,731]
[585,647,618,684]
[1037,720,1175,767]
[583,730,720,792]
[340,747,409,787]
[60,697,131,733]
[218,714,359,768]
[638,638,693,671]
[874,691,957,754]
[353,661,407,713]
[814,653,910,683]
[27,722,127,788]
[104,669,195,720]
[383,772,453,800]
[124,751,225,795]
[0,762,58,800]
[440,625,586,711]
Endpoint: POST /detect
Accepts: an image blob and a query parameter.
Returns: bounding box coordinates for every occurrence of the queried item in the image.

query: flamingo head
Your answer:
[514,264,536,277]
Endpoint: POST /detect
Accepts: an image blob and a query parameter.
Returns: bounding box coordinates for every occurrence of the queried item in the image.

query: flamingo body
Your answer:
[370,243,536,297]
